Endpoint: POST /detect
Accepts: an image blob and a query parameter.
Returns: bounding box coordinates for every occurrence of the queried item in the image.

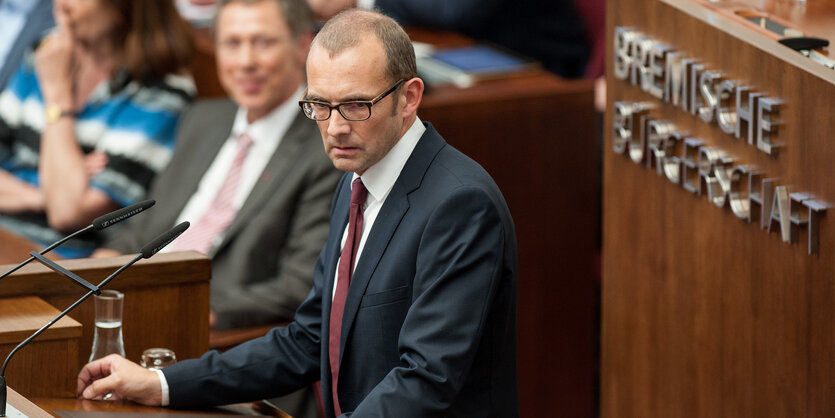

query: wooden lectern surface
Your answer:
[0,297,80,398]
[0,297,80,344]
[604,1,835,418]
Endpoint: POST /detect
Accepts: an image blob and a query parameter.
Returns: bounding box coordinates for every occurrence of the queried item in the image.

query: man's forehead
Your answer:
[309,35,386,66]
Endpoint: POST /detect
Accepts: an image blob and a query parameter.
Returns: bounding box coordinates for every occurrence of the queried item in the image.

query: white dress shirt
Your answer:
[163,86,304,255]
[332,117,425,299]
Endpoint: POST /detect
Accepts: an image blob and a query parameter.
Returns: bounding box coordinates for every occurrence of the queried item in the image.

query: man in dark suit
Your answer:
[94,0,341,330]
[78,9,518,417]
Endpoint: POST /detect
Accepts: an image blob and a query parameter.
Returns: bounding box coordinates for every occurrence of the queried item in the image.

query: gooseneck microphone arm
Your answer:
[0,224,93,281]
[0,199,155,282]
[0,221,187,417]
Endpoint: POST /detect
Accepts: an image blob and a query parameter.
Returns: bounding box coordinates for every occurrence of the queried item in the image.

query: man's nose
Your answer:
[237,43,256,67]
[327,111,351,137]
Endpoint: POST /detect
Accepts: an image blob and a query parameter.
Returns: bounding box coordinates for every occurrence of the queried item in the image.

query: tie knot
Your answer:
[351,178,368,206]
[237,132,254,150]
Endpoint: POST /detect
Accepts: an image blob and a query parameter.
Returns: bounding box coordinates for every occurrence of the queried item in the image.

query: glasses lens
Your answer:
[338,102,371,121]
[302,102,330,120]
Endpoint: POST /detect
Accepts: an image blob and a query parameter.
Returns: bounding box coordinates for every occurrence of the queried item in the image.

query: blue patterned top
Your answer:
[0,52,195,258]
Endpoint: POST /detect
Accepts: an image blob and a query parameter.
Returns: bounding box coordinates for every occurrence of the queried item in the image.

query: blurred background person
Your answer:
[95,0,340,334]
[0,0,55,89]
[307,0,591,78]
[0,0,195,258]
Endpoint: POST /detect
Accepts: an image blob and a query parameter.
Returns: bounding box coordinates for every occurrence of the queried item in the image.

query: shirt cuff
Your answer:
[155,369,170,406]
[357,0,375,10]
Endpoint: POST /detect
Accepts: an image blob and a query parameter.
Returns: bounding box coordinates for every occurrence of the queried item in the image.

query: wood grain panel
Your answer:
[0,251,211,378]
[0,297,80,398]
[603,1,835,418]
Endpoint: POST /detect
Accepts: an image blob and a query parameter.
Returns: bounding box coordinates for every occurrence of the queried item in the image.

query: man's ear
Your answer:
[400,77,424,118]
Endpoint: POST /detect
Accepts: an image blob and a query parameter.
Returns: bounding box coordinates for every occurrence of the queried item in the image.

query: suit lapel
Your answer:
[214,112,315,254]
[337,124,447,357]
[162,103,236,228]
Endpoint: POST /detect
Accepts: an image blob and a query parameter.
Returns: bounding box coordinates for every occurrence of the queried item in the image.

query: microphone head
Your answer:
[93,200,155,230]
[139,221,189,259]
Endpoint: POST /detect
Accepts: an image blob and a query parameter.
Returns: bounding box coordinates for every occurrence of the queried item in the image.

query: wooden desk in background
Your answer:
[0,227,42,265]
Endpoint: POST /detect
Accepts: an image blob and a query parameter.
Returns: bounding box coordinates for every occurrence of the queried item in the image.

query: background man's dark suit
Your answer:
[373,0,589,77]
[162,123,518,417]
[104,99,341,329]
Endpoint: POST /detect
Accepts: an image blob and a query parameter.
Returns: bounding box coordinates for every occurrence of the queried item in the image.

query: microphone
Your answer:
[0,221,188,417]
[140,221,189,259]
[0,200,155,281]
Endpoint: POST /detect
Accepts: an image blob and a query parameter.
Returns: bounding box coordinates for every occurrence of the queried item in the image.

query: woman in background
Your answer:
[0,0,195,257]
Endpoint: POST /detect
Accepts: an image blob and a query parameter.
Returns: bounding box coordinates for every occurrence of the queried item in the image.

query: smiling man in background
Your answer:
[96,0,340,332]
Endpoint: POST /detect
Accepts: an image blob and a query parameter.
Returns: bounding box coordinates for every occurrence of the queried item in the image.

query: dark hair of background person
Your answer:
[213,0,314,38]
[313,9,417,85]
[108,0,195,82]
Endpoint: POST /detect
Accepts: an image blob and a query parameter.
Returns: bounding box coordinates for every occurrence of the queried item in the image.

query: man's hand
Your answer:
[307,0,357,20]
[77,354,163,406]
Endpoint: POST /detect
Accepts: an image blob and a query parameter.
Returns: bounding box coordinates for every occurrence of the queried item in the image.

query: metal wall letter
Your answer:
[613,27,635,80]
[729,165,755,219]
[698,70,724,124]
[802,199,829,254]
[768,185,793,243]
[647,120,675,174]
[716,79,737,135]
[735,86,760,145]
[645,43,668,99]
[756,97,783,156]
[681,138,703,194]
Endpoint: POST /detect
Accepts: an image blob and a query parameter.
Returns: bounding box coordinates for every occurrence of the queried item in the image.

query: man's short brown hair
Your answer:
[312,9,417,84]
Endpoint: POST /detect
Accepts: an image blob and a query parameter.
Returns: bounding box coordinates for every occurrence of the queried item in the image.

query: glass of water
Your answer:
[140,347,177,370]
[89,289,126,362]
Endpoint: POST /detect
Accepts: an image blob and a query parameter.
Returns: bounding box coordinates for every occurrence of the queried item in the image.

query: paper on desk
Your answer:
[4,403,28,418]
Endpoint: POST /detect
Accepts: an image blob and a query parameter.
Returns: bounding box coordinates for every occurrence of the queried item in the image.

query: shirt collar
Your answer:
[355,117,426,204]
[231,85,305,146]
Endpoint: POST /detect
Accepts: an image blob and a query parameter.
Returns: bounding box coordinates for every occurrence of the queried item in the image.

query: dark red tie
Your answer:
[329,178,367,416]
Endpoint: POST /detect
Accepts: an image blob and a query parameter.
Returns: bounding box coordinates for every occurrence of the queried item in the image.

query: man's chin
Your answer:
[329,156,361,173]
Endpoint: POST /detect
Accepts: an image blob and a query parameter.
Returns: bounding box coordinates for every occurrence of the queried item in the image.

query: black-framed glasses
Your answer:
[299,79,405,121]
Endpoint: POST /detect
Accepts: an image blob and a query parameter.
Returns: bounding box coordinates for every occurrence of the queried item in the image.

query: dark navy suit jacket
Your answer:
[163,123,518,417]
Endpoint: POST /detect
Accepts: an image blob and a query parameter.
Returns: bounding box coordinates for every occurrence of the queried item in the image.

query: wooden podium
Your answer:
[0,297,81,398]
[604,1,835,417]
[0,251,211,399]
